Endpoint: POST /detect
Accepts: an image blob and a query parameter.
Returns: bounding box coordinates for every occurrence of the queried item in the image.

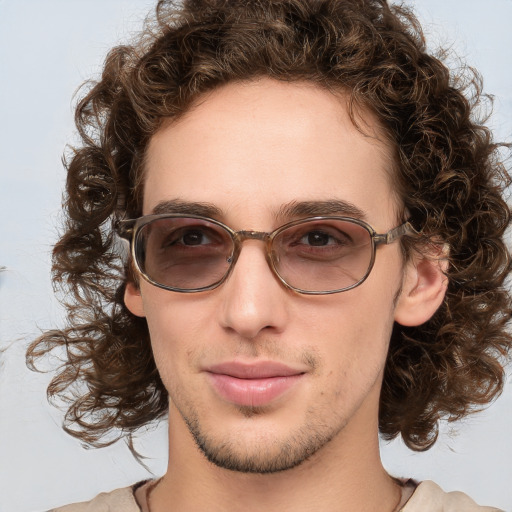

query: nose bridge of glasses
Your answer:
[230,230,275,267]
[234,230,271,243]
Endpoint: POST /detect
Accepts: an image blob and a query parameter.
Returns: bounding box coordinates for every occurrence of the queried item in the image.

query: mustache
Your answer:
[193,336,320,372]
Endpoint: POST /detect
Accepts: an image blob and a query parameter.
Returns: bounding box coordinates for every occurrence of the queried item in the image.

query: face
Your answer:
[126,79,407,473]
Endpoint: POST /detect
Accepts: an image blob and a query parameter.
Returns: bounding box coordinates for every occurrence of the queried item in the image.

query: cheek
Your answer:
[309,301,395,417]
[299,272,399,374]
[139,288,199,376]
[325,309,392,379]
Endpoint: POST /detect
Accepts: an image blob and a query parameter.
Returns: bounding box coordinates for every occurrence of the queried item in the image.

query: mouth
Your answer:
[205,361,306,407]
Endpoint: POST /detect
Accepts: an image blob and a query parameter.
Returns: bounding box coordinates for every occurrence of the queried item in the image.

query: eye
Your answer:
[299,230,346,247]
[291,224,353,249]
[274,220,367,262]
[176,228,214,246]
[144,222,227,253]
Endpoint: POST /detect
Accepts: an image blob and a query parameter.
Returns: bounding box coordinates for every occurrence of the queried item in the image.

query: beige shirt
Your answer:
[50,480,504,512]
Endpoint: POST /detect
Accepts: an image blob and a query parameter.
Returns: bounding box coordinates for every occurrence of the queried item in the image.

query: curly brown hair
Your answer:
[27,0,512,451]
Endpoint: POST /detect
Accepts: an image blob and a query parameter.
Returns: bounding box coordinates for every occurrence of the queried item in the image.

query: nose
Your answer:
[218,241,289,339]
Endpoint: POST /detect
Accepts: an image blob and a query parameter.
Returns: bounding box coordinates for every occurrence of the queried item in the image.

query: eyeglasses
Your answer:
[117,214,415,295]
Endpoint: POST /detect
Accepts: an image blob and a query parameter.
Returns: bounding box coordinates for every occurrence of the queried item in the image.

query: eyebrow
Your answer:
[274,200,367,220]
[150,198,367,222]
[151,199,223,217]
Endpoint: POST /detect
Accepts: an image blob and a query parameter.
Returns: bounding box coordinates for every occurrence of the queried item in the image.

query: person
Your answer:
[26,0,511,510]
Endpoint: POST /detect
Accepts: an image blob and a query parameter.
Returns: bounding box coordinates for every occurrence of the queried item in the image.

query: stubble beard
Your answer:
[178,404,346,474]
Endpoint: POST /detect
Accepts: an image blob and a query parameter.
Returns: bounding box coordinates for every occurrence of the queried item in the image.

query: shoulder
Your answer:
[402,480,503,512]
[49,486,140,512]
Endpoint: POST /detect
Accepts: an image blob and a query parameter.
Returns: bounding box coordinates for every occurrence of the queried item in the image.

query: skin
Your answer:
[125,78,447,512]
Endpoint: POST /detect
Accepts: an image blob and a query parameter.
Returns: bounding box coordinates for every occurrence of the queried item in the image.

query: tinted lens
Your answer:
[272,219,373,292]
[135,217,233,290]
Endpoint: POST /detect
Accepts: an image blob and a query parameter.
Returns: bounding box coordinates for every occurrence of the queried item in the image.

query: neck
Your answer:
[148,393,401,512]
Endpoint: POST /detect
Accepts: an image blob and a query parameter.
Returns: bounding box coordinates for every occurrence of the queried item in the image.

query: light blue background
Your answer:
[1,1,511,511]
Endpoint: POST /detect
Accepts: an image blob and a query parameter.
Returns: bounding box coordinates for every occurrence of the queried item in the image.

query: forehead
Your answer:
[143,79,400,228]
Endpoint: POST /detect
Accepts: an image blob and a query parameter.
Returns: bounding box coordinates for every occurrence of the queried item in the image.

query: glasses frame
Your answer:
[117,214,416,295]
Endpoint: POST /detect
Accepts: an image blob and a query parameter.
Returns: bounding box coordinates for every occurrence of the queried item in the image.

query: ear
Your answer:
[124,281,146,317]
[394,246,449,327]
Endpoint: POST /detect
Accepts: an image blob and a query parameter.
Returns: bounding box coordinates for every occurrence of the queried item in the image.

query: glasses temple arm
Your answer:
[115,219,136,241]
[375,221,419,245]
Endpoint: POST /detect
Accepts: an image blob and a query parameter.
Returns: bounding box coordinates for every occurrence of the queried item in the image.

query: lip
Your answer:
[205,361,306,407]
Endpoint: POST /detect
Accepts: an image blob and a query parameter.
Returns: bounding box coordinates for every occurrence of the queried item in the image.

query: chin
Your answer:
[182,406,344,474]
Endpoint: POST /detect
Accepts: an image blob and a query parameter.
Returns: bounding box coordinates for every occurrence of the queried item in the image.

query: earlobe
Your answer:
[124,281,146,317]
[394,250,449,327]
